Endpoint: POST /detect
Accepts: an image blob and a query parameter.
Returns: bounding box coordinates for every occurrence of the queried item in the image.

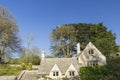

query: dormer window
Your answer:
[53,71,59,76]
[69,71,75,76]
[89,49,94,55]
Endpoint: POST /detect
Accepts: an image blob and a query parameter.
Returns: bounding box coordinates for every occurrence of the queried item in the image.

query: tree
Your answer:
[9,58,20,64]
[0,6,21,63]
[105,57,120,80]
[89,23,118,56]
[20,34,40,65]
[20,47,40,65]
[51,23,118,57]
[51,25,77,57]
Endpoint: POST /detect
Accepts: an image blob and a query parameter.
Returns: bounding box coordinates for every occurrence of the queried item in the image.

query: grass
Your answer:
[0,64,22,76]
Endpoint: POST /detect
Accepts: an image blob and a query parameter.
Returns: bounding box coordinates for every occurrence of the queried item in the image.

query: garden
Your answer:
[0,65,22,76]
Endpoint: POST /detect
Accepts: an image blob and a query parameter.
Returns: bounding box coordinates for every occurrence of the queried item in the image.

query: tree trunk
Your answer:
[0,56,2,64]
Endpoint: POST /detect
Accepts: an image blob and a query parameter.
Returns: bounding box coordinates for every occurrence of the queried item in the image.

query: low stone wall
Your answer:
[15,70,25,80]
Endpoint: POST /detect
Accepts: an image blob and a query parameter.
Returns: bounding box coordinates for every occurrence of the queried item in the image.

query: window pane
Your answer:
[56,72,59,76]
[72,72,74,76]
[69,72,71,76]
[69,71,74,76]
[53,71,59,76]
[53,72,55,76]
[87,61,98,66]
[89,49,94,54]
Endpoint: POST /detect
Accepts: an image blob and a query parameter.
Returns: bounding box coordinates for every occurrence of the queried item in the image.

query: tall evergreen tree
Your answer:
[51,23,118,57]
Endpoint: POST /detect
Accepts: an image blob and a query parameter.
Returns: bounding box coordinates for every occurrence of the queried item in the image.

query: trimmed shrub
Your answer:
[27,63,32,70]
[21,63,26,70]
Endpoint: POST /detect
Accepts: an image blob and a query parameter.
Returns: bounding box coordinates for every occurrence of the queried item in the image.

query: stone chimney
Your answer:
[41,49,45,61]
[77,43,81,56]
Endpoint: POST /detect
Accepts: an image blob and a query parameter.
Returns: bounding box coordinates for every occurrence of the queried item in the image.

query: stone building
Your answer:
[38,42,106,79]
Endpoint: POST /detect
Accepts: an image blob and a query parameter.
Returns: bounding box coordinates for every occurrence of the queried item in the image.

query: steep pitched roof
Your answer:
[83,42,103,56]
[85,42,101,52]
[80,42,106,63]
[38,58,80,74]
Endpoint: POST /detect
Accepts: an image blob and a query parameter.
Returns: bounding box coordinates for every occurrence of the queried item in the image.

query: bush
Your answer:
[27,63,32,70]
[21,63,26,70]
[20,62,33,70]
[79,57,120,80]
[80,66,108,80]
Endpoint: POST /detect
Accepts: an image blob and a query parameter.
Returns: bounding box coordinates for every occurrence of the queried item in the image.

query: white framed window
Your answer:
[53,71,59,76]
[69,71,75,76]
[87,61,98,66]
[89,49,94,55]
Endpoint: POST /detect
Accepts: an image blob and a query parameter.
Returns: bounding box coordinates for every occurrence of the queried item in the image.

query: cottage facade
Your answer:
[38,42,106,79]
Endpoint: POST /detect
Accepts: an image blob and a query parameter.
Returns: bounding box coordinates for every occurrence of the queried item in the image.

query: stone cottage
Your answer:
[38,42,106,79]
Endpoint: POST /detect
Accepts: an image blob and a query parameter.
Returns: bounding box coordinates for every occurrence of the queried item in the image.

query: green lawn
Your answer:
[0,65,22,76]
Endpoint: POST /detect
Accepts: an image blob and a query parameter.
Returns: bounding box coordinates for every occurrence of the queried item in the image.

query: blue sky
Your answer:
[0,0,120,55]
